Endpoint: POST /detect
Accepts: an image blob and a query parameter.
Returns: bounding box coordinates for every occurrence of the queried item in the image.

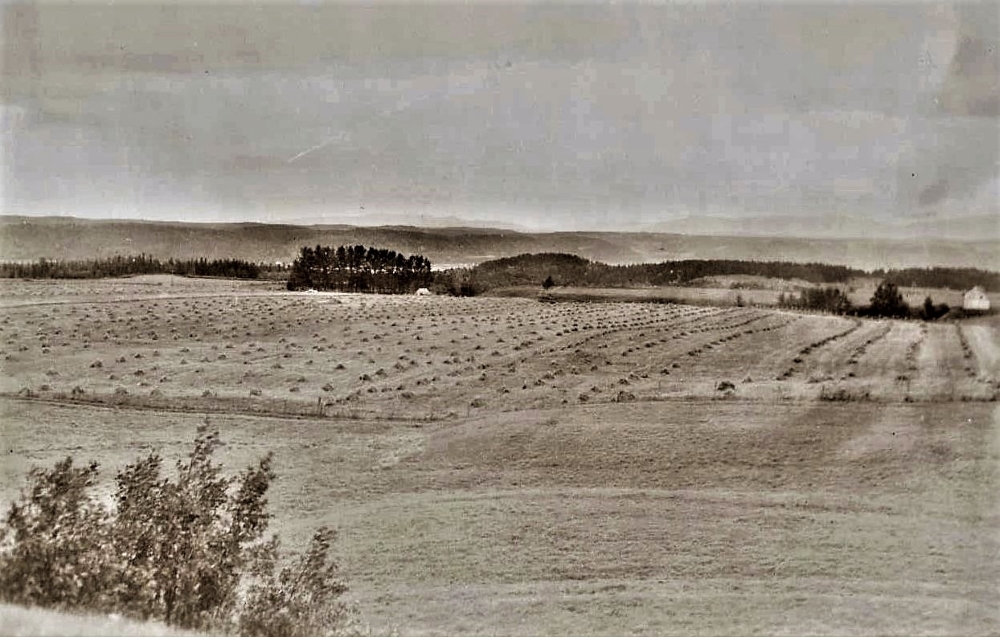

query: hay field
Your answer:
[1,277,998,635]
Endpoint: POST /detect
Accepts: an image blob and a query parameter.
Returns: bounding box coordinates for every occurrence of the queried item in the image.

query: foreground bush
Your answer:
[0,426,355,636]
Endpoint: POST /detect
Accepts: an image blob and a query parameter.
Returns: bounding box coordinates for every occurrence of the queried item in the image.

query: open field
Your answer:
[2,276,999,635]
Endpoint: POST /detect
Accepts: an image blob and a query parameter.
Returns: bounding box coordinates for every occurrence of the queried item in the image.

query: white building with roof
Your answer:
[963,286,990,311]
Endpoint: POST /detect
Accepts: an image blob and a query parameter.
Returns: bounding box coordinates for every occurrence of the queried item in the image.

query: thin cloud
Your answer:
[287,136,341,164]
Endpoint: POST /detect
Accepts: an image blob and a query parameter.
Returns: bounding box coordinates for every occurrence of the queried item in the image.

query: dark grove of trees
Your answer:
[449,253,1000,295]
[865,281,910,318]
[450,253,594,293]
[876,267,1000,292]
[453,253,861,292]
[286,244,432,293]
[604,259,859,286]
[0,255,261,279]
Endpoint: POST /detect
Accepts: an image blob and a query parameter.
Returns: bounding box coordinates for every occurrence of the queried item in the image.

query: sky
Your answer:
[2,2,998,236]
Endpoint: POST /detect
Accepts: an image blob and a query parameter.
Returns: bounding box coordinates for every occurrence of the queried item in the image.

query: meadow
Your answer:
[1,275,998,635]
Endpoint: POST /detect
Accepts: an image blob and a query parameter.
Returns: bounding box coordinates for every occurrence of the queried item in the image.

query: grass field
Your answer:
[1,276,998,635]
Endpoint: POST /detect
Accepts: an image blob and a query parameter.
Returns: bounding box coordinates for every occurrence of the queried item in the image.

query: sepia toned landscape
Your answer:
[2,268,998,635]
[3,1,999,635]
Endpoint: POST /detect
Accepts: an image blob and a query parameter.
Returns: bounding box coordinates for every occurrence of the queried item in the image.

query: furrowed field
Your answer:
[1,275,998,635]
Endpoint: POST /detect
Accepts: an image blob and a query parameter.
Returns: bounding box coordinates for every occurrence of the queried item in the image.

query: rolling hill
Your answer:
[1,215,997,271]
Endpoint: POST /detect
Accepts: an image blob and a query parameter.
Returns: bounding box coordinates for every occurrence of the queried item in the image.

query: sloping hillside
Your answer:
[458,253,1000,294]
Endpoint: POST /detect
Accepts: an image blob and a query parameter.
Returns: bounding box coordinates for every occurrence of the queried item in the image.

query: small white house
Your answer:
[415,287,432,296]
[963,286,990,311]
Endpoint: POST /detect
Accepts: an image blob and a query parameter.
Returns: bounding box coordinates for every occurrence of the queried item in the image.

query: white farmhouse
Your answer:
[963,286,990,311]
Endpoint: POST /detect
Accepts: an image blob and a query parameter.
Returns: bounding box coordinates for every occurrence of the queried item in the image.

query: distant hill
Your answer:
[457,253,1000,294]
[643,212,1000,243]
[1,215,997,271]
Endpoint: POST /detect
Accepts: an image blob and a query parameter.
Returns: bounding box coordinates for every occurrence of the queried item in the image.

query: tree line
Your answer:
[286,244,432,293]
[4,250,996,297]
[0,255,262,279]
[873,267,1000,292]
[439,253,999,295]
[777,281,951,319]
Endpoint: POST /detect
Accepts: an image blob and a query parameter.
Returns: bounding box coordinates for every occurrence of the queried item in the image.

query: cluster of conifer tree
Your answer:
[0,255,260,279]
[286,244,432,293]
[170,257,260,279]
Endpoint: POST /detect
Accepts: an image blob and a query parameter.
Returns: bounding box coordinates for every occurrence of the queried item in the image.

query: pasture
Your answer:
[1,275,998,635]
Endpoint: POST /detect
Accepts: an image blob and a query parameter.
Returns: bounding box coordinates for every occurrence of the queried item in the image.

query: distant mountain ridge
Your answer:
[643,212,999,243]
[1,215,997,271]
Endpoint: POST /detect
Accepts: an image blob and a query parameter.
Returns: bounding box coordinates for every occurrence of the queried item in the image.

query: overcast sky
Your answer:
[2,2,998,234]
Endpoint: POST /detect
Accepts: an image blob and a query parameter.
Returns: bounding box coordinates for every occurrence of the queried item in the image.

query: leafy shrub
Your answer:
[0,426,355,636]
[0,458,114,611]
[240,528,350,637]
